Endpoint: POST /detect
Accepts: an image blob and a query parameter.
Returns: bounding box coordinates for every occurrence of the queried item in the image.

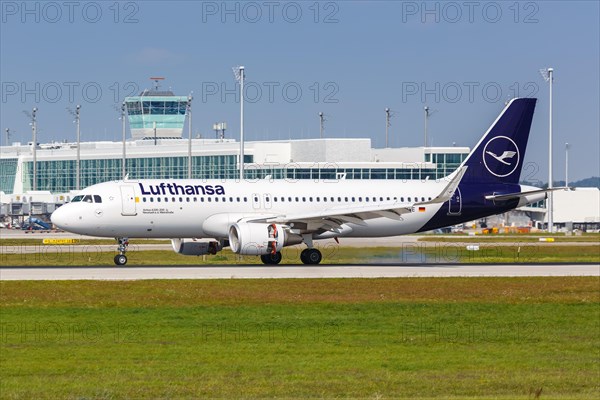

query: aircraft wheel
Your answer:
[261,252,282,265]
[300,249,309,264]
[114,254,128,266]
[301,248,322,265]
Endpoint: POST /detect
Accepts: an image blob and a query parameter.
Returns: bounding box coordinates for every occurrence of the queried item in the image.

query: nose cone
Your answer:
[50,205,69,230]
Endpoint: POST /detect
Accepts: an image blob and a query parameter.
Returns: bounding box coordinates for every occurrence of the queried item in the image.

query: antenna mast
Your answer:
[150,77,165,91]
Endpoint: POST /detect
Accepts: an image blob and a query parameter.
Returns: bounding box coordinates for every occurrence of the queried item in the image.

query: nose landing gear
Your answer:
[114,237,129,265]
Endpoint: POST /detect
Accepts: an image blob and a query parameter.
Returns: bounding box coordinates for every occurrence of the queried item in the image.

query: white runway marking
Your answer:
[1,264,598,280]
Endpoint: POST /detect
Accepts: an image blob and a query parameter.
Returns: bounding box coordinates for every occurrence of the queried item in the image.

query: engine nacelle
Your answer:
[229,223,300,255]
[171,239,222,256]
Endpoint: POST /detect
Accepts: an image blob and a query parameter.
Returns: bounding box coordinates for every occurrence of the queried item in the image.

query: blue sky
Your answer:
[1,0,598,182]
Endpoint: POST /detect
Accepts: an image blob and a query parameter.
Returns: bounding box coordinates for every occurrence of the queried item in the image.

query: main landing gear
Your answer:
[259,235,323,265]
[114,237,129,265]
[258,248,323,265]
[300,248,322,265]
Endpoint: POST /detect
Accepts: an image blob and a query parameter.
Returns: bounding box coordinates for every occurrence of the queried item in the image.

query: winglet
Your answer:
[419,166,467,205]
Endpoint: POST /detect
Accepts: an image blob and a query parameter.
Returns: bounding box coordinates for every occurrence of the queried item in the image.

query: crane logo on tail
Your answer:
[485,150,517,165]
[483,136,520,177]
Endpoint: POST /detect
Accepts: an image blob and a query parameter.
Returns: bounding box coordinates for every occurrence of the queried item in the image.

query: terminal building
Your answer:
[1,85,468,195]
[1,85,597,232]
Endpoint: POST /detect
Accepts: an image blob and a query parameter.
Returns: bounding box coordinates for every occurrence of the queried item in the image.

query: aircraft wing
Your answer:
[246,167,468,232]
[245,201,415,233]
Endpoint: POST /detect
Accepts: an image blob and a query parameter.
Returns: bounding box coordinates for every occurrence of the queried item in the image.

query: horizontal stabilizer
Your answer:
[485,187,572,202]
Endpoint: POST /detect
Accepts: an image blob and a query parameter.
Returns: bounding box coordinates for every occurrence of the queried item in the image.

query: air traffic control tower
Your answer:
[124,78,190,140]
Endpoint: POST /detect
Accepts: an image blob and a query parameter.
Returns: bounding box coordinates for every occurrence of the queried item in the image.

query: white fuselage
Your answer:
[51,178,448,239]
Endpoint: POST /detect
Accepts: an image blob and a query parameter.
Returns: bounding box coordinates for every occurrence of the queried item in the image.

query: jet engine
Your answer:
[171,239,222,256]
[228,223,301,255]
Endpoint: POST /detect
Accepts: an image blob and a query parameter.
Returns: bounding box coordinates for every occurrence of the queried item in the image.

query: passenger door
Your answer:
[120,185,137,216]
[447,187,462,215]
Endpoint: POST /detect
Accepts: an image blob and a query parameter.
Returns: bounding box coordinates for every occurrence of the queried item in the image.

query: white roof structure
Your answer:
[550,188,600,223]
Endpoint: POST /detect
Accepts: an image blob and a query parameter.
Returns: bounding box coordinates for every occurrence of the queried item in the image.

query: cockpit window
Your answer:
[70,194,102,203]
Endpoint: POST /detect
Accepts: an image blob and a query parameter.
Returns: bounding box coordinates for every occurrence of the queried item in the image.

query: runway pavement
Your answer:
[1,263,598,280]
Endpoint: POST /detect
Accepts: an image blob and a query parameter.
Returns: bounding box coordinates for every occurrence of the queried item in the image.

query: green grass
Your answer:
[461,244,599,263]
[1,278,598,399]
[419,234,600,243]
[1,244,598,266]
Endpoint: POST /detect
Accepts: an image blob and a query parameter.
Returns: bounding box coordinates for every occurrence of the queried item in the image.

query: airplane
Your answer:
[51,97,563,266]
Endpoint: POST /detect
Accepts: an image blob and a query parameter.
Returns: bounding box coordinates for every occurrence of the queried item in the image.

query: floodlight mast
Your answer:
[75,105,81,190]
[68,105,82,190]
[187,95,193,179]
[424,106,429,147]
[385,108,393,148]
[540,67,554,232]
[23,108,38,190]
[233,66,245,180]
[114,102,127,179]
[319,112,325,139]
[121,102,127,179]
[565,143,569,188]
[4,128,13,145]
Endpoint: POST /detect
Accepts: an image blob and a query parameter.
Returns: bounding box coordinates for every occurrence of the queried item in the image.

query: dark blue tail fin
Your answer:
[460,98,537,185]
